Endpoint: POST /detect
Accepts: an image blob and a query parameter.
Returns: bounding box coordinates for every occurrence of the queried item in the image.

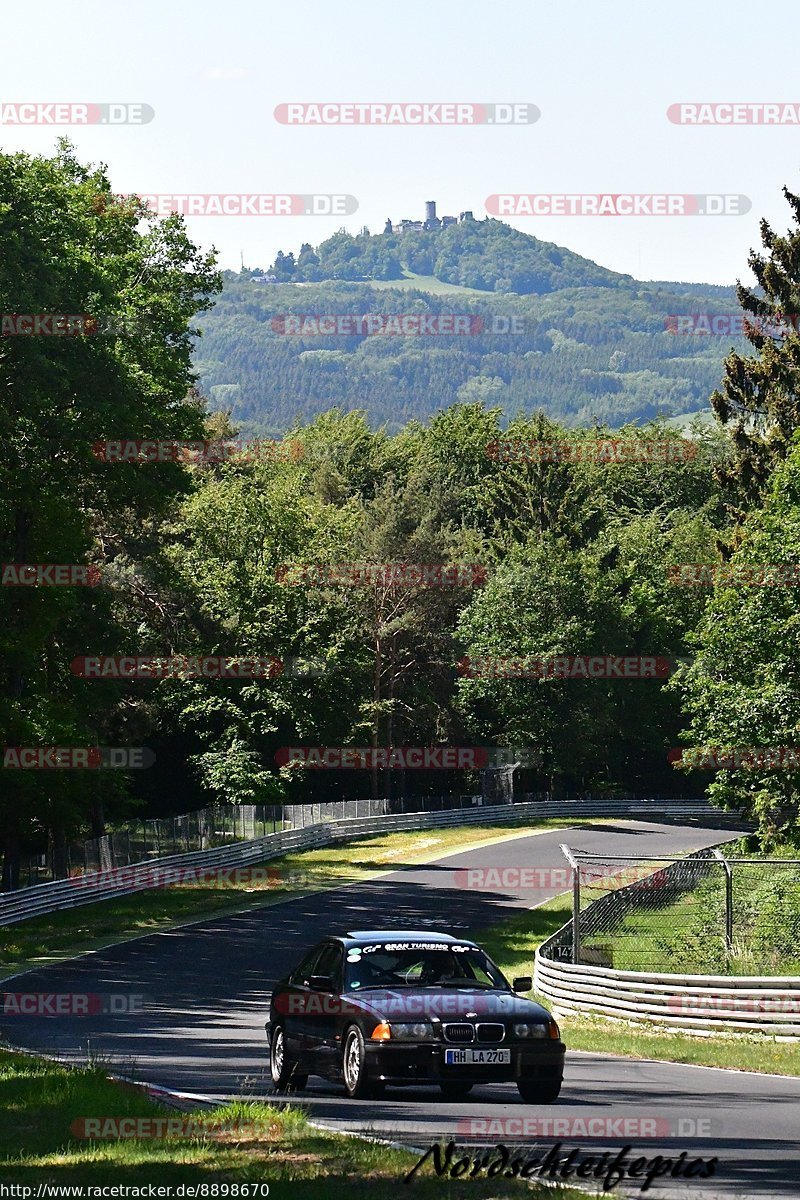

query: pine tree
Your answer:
[712,185,800,511]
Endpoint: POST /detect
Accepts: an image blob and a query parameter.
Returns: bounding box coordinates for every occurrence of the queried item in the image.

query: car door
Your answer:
[280,943,326,1061]
[303,941,344,1076]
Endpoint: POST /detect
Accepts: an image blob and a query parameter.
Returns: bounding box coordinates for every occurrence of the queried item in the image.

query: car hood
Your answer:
[339,986,552,1023]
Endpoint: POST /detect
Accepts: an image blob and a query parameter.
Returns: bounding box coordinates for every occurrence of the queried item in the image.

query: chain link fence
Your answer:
[12,793,506,889]
[553,846,800,975]
[10,790,712,892]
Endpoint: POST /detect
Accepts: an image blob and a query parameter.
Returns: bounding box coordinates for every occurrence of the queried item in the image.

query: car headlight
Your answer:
[385,1021,436,1040]
[512,1022,549,1038]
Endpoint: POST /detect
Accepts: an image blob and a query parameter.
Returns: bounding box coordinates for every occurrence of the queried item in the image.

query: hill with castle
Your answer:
[193,205,740,436]
[259,201,629,293]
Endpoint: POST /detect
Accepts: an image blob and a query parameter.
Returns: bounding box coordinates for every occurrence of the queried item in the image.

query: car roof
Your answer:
[341,930,476,944]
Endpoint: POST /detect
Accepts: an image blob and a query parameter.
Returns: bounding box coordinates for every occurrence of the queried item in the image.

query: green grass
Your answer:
[0,818,577,979]
[351,271,491,296]
[0,1048,592,1196]
[580,888,709,973]
[477,896,800,1076]
[579,872,800,977]
[663,409,716,430]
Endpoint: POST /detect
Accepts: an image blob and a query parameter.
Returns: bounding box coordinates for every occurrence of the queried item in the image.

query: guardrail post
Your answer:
[712,848,733,955]
[560,844,581,964]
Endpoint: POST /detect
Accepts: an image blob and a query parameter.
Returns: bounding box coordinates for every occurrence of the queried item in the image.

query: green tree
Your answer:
[674,436,800,844]
[0,143,219,885]
[712,185,800,512]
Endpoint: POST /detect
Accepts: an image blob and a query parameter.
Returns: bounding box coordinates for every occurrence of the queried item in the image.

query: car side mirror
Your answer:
[309,974,335,992]
[512,976,533,992]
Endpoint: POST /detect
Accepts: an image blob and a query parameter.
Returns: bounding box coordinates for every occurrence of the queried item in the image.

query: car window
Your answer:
[289,944,325,985]
[312,942,342,987]
[342,944,507,990]
[459,959,496,986]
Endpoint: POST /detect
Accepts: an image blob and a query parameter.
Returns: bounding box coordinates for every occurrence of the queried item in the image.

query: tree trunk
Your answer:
[1,826,21,891]
[51,824,70,880]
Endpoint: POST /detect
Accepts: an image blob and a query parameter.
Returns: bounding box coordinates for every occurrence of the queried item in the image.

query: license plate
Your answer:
[444,1048,511,1065]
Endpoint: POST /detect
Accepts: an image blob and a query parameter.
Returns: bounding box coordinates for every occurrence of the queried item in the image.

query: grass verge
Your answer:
[478,897,800,1077]
[0,818,577,979]
[0,1047,592,1197]
[580,867,800,977]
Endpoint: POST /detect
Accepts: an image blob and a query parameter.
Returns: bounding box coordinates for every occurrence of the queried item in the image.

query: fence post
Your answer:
[561,844,581,965]
[712,848,733,955]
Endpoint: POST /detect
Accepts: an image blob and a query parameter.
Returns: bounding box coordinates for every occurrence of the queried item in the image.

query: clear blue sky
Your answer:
[3,0,800,283]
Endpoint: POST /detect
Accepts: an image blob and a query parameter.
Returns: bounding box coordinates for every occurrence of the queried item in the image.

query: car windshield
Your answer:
[343,943,508,991]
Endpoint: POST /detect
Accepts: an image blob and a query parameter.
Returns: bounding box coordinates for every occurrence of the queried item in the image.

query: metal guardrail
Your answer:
[534,853,800,1038]
[534,954,800,1038]
[0,798,725,927]
[12,795,489,888]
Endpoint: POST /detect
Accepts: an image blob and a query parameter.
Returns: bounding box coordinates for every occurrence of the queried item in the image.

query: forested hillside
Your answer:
[193,220,743,434]
[6,145,800,883]
[266,219,630,291]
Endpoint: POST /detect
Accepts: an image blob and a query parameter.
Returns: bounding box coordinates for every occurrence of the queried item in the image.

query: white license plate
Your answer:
[444,1048,511,1065]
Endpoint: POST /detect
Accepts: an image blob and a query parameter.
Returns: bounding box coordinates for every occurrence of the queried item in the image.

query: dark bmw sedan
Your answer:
[266,929,565,1102]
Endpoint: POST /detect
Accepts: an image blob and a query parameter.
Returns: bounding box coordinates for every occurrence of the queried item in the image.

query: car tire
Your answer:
[439,1080,474,1100]
[342,1026,383,1099]
[517,1076,562,1104]
[269,1025,308,1093]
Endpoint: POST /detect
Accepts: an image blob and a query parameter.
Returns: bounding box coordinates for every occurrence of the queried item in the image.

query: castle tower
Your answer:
[425,200,437,221]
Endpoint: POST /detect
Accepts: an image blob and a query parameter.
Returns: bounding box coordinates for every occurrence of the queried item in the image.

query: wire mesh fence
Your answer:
[14,792,497,889]
[553,846,800,975]
[10,790,708,892]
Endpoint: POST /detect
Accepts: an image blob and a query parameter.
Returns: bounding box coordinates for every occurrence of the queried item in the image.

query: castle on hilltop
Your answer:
[386,200,474,235]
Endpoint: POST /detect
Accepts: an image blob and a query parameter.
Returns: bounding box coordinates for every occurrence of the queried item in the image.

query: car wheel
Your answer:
[269,1025,308,1093]
[517,1076,562,1104]
[439,1080,473,1100]
[342,1026,383,1099]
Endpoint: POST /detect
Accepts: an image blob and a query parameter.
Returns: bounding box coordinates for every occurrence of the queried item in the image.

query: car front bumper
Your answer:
[362,1039,565,1084]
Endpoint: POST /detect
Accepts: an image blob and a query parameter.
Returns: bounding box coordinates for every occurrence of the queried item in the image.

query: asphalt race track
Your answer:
[4,818,799,1199]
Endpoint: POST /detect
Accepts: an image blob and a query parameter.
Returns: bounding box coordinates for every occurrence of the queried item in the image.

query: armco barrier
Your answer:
[0,798,726,928]
[534,859,800,1039]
